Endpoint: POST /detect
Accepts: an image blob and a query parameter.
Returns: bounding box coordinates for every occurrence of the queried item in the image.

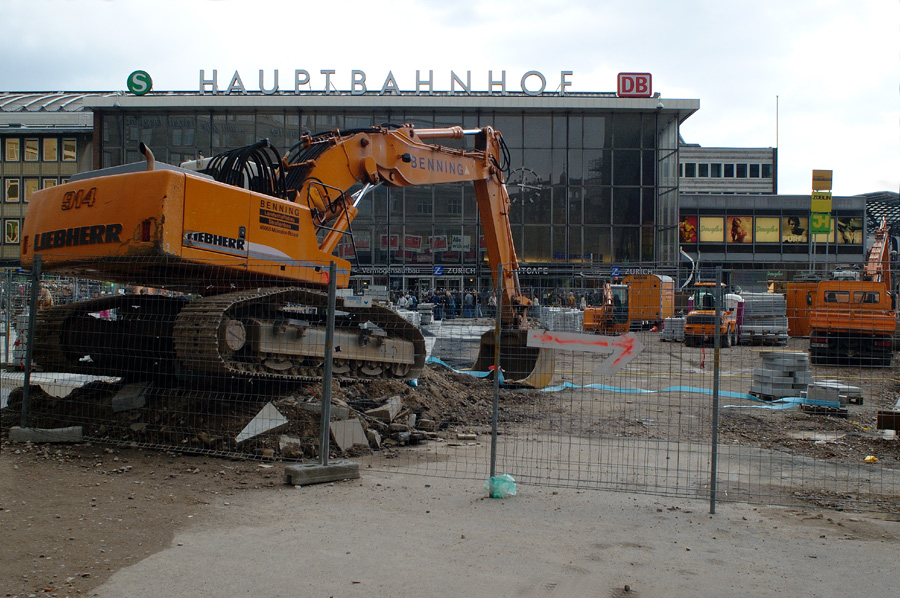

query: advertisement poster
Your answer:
[698,217,724,243]
[403,235,422,252]
[782,217,808,243]
[380,234,400,249]
[836,217,863,244]
[755,218,780,243]
[726,216,752,243]
[431,235,448,251]
[679,216,697,243]
[450,234,471,251]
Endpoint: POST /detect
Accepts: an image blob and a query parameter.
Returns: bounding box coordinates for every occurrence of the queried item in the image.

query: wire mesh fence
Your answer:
[1,257,898,513]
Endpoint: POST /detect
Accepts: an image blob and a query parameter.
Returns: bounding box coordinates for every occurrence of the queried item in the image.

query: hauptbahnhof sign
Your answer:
[197,69,575,96]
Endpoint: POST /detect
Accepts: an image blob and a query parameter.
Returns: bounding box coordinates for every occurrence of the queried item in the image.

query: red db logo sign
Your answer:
[617,73,652,98]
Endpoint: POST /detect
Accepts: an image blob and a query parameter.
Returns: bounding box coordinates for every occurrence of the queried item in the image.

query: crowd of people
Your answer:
[390,287,601,319]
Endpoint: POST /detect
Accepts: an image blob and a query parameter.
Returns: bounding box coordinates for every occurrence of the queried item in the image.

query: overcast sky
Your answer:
[3,0,897,196]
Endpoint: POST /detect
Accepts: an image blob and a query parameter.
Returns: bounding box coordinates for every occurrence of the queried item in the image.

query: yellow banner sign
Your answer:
[812,169,833,191]
[811,191,832,213]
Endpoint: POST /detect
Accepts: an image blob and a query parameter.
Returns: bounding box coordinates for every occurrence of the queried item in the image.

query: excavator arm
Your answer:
[280,125,530,326]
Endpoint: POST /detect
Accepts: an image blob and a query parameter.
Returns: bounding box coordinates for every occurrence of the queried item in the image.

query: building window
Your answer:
[710,163,722,177]
[43,138,58,162]
[762,163,772,178]
[24,178,39,202]
[749,164,760,178]
[62,138,77,161]
[4,138,19,161]
[736,163,748,178]
[42,178,58,189]
[684,163,696,177]
[698,163,709,177]
[4,219,20,245]
[5,179,20,202]
[447,195,462,215]
[724,163,734,177]
[24,138,39,161]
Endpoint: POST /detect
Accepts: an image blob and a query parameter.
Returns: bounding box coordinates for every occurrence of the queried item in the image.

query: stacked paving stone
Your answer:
[659,316,685,342]
[542,307,583,332]
[749,351,812,399]
[739,292,789,345]
[803,380,864,407]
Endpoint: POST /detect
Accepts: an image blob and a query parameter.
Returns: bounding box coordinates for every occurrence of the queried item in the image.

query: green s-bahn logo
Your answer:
[127,70,152,96]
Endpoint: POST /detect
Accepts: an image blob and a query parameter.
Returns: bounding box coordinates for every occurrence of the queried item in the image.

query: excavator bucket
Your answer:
[473,329,556,389]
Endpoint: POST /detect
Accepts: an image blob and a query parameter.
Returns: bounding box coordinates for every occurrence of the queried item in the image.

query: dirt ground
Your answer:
[2,334,900,596]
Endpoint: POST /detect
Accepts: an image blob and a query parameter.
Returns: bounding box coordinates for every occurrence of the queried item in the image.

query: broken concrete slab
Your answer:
[9,426,83,443]
[283,460,360,486]
[366,429,382,449]
[236,402,288,444]
[365,395,403,423]
[330,418,368,452]
[111,381,150,412]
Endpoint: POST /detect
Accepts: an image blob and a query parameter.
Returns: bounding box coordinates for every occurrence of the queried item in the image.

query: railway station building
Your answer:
[0,69,880,295]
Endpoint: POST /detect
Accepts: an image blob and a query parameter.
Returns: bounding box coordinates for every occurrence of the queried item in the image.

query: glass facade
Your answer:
[98,106,681,291]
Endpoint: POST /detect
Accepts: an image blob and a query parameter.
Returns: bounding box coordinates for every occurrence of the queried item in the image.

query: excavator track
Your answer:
[172,287,425,383]
[31,294,185,378]
[31,289,426,384]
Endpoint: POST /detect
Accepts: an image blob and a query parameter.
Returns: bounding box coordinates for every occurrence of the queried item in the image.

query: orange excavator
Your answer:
[20,125,554,387]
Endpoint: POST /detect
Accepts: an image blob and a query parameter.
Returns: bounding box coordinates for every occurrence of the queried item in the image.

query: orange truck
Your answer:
[20,126,554,387]
[805,219,896,366]
[583,274,674,334]
[682,282,739,347]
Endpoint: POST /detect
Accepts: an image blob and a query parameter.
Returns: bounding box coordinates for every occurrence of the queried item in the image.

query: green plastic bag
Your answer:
[485,473,517,498]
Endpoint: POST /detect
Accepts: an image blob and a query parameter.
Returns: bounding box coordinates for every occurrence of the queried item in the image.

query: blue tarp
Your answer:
[424,356,839,410]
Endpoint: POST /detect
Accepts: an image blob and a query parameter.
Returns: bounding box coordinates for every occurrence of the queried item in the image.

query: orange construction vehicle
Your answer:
[582,274,674,334]
[20,125,554,387]
[682,282,739,347]
[806,218,896,366]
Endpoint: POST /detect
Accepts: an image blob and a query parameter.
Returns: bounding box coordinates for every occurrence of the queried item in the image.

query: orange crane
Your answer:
[20,125,554,387]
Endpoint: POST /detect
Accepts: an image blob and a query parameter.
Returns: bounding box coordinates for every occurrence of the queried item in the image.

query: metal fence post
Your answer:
[319,261,337,466]
[709,266,722,514]
[490,263,503,478]
[20,255,42,428]
[3,269,11,366]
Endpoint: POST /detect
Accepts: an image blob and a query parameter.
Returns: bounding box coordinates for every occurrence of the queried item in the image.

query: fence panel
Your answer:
[2,256,898,512]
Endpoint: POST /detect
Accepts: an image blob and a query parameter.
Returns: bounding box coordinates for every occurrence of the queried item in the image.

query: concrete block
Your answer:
[330,418,368,452]
[111,381,149,412]
[236,402,288,444]
[279,435,304,459]
[284,460,360,486]
[760,352,808,368]
[9,426,83,443]
[365,395,403,423]
[366,429,382,449]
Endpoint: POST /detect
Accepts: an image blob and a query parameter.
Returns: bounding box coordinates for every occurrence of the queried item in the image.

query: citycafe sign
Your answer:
[197,68,577,96]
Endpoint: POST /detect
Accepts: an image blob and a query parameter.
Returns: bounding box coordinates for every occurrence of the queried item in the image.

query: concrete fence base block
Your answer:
[283,460,360,486]
[9,426,83,443]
